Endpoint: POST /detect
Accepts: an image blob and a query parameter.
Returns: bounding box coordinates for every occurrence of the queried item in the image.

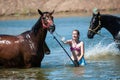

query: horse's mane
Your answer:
[32,17,42,35]
[19,17,42,37]
[99,14,120,37]
[20,12,51,37]
[102,14,120,21]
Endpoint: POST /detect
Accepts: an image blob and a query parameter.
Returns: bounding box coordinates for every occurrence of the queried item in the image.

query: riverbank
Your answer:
[0,10,120,20]
[0,0,120,20]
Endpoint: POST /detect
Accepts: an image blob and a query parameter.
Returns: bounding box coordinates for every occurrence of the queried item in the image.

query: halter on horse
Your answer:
[87,10,120,49]
[0,9,55,68]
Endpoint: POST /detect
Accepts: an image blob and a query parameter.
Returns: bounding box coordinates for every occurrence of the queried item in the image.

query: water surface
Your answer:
[0,15,120,80]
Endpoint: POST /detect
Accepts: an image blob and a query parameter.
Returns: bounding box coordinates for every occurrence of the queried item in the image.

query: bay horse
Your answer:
[87,11,120,49]
[0,9,55,68]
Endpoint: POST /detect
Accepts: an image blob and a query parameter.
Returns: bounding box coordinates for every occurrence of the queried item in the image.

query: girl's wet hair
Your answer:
[73,29,80,36]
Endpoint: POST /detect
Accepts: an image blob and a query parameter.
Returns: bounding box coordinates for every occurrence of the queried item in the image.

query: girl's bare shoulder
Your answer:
[78,41,84,46]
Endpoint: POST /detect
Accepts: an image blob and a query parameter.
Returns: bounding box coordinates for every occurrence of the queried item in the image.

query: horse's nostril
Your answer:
[51,24,55,27]
[88,34,94,39]
[49,24,55,33]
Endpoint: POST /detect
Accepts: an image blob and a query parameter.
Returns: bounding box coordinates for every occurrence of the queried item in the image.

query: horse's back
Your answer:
[0,34,18,40]
[0,34,26,67]
[0,35,20,59]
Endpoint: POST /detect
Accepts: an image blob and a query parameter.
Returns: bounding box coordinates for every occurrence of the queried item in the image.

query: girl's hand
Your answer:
[74,60,79,67]
[61,37,65,42]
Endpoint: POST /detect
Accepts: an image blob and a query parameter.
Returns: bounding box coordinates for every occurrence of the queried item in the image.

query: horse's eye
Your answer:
[42,17,46,20]
[43,17,49,20]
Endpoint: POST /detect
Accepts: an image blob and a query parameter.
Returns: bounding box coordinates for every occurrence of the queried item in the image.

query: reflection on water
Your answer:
[71,67,85,77]
[0,68,48,80]
[0,60,120,80]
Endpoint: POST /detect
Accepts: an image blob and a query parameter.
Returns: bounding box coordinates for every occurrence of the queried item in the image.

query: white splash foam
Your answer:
[85,42,120,59]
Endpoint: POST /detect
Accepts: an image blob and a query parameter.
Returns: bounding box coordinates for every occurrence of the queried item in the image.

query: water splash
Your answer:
[85,42,120,60]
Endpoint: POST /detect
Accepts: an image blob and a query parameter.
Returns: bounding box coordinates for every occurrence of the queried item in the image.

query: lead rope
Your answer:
[51,33,79,67]
[54,31,63,39]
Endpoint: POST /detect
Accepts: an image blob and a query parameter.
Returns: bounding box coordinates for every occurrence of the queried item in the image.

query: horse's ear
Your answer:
[93,8,100,16]
[38,9,43,16]
[98,12,100,15]
[50,10,54,15]
[97,11,100,16]
[93,11,100,17]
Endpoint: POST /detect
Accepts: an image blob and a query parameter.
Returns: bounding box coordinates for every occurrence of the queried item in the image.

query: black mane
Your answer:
[101,14,120,22]
[31,17,42,36]
[101,14,120,35]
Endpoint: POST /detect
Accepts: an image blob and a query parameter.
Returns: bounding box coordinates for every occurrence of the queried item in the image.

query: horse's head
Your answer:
[38,9,55,34]
[87,11,102,39]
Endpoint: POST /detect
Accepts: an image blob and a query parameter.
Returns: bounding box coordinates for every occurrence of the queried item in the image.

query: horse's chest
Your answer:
[117,20,120,25]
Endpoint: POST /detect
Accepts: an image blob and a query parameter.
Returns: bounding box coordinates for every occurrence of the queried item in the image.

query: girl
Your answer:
[62,30,86,67]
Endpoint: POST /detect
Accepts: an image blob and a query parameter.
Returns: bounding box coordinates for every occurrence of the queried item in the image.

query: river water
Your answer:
[0,15,120,80]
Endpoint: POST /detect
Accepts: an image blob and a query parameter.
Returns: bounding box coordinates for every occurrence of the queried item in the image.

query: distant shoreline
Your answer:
[0,10,120,20]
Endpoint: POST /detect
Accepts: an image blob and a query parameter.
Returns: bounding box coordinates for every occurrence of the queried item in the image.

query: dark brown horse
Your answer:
[0,9,55,68]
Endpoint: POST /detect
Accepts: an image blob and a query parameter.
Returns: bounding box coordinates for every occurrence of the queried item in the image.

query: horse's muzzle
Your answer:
[87,34,94,39]
[87,30,94,39]
[49,24,55,34]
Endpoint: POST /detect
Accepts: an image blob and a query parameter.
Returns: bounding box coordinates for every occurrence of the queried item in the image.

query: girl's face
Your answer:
[72,31,79,40]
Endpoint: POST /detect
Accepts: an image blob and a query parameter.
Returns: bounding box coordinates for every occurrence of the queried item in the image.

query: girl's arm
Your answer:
[61,39,72,44]
[78,41,84,61]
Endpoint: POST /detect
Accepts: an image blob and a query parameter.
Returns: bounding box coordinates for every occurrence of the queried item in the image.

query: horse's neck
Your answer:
[101,15,120,38]
[32,18,47,42]
[23,18,47,47]
[32,29,47,44]
[31,28,47,46]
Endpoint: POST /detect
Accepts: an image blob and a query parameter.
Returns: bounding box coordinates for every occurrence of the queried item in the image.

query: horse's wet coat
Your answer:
[0,9,55,68]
